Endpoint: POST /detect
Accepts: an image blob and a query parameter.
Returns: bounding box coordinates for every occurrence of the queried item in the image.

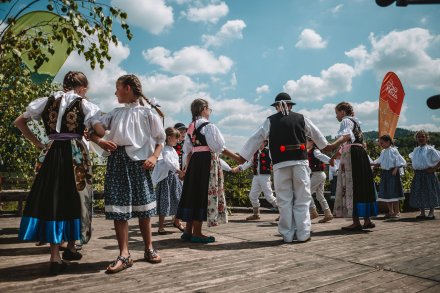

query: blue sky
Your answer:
[6,0,440,151]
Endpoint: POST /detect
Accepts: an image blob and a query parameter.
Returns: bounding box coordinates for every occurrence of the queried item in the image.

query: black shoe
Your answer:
[62,249,83,261]
[341,225,363,231]
[426,215,435,220]
[416,214,426,219]
[49,261,67,275]
[363,222,376,229]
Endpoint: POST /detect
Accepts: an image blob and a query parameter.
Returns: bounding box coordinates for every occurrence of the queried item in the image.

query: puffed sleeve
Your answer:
[163,148,180,171]
[23,97,48,120]
[373,150,384,165]
[204,123,226,154]
[427,146,440,167]
[392,148,406,167]
[81,100,101,128]
[336,118,355,143]
[91,110,114,131]
[147,109,166,145]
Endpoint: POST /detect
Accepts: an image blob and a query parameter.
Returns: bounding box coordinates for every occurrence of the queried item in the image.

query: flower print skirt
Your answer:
[409,170,440,208]
[19,139,93,244]
[104,147,157,220]
[156,170,182,217]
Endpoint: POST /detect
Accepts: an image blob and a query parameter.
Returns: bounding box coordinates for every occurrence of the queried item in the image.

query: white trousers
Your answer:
[248,175,277,208]
[309,171,329,210]
[274,165,311,242]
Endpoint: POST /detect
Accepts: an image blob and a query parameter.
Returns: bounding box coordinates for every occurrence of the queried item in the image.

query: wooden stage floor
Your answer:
[0,211,439,292]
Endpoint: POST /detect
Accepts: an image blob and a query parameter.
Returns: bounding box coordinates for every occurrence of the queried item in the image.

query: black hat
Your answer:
[174,123,187,130]
[270,92,296,107]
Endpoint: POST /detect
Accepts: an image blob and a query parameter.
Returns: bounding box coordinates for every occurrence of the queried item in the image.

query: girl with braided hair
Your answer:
[331,102,378,230]
[15,71,101,275]
[90,74,165,273]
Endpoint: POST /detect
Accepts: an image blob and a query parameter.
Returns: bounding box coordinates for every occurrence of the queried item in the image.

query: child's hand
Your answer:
[177,169,185,178]
[329,158,335,167]
[143,156,157,170]
[98,139,117,153]
[392,168,398,176]
[231,167,240,174]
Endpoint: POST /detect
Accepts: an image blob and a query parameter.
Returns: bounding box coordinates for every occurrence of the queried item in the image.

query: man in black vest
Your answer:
[237,93,348,243]
[232,141,277,220]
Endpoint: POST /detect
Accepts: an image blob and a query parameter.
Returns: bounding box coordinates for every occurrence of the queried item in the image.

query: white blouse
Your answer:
[152,145,180,186]
[373,147,406,170]
[409,145,440,170]
[92,101,165,161]
[336,116,361,143]
[183,118,226,155]
[23,90,100,132]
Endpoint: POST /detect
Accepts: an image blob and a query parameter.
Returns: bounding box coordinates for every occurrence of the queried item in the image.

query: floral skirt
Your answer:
[333,145,378,218]
[409,170,440,208]
[104,147,156,220]
[156,171,182,216]
[19,139,93,244]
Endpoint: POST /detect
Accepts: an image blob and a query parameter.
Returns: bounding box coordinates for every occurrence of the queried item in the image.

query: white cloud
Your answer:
[298,100,380,137]
[278,46,285,51]
[111,0,173,35]
[183,2,228,24]
[230,72,237,87]
[400,123,440,132]
[345,28,440,90]
[331,4,343,14]
[55,42,131,112]
[283,63,356,101]
[295,29,328,49]
[256,85,270,94]
[142,46,233,75]
[202,19,246,48]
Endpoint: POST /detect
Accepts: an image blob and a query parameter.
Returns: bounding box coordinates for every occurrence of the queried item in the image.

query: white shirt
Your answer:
[92,100,165,161]
[183,118,226,155]
[312,149,331,165]
[409,145,440,170]
[239,115,328,171]
[152,145,180,186]
[329,159,340,181]
[220,158,232,172]
[373,147,406,170]
[336,116,361,143]
[23,90,100,132]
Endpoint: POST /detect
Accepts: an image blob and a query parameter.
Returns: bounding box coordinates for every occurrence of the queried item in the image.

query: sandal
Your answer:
[157,228,168,235]
[173,222,185,232]
[363,222,376,229]
[105,255,133,274]
[144,248,162,264]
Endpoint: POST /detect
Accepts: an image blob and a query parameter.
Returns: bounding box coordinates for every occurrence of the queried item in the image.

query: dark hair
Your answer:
[117,74,164,118]
[191,98,209,121]
[379,134,394,146]
[165,127,180,145]
[415,129,430,145]
[63,71,88,91]
[335,101,354,116]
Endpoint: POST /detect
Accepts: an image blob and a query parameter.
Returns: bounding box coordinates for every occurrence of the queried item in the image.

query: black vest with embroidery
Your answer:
[41,95,85,135]
[308,147,325,172]
[346,117,364,144]
[268,111,307,164]
[187,121,210,148]
[252,148,272,175]
[173,141,184,169]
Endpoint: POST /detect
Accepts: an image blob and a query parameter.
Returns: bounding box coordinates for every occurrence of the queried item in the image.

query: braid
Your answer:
[335,101,354,116]
[63,71,88,91]
[117,74,164,118]
[191,98,208,121]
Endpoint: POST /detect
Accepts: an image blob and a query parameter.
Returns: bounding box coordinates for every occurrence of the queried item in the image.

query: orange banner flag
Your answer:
[379,72,405,139]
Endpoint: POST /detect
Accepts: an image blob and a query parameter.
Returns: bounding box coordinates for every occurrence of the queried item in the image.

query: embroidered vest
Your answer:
[187,121,210,148]
[308,147,325,172]
[173,141,184,169]
[346,117,364,144]
[41,95,85,135]
[252,148,272,175]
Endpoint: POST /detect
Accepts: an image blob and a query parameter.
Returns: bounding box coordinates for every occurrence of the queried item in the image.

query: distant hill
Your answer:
[362,128,416,141]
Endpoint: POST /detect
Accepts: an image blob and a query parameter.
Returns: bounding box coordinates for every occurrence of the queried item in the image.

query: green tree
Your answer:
[0,0,131,187]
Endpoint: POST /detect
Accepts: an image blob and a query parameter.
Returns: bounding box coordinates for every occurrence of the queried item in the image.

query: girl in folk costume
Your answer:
[173,122,187,170]
[409,130,440,220]
[232,140,278,221]
[331,102,378,230]
[307,137,333,223]
[91,74,165,273]
[152,127,184,234]
[176,98,241,243]
[372,134,406,218]
[15,71,100,275]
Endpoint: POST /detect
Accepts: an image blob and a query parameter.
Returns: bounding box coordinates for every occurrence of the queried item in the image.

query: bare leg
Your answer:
[428,208,435,217]
[50,243,62,263]
[393,201,400,216]
[114,220,130,257]
[158,216,165,231]
[139,217,153,250]
[387,202,394,216]
[185,221,193,235]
